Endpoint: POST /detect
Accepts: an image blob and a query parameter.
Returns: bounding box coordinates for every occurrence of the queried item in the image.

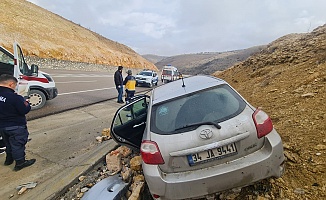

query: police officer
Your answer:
[123,70,136,104]
[0,74,36,171]
[114,66,124,103]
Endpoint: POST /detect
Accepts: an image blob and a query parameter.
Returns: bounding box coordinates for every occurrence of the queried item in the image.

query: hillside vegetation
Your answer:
[214,24,326,199]
[0,0,156,70]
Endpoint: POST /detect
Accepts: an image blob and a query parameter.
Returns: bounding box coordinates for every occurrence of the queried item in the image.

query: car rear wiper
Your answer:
[175,121,221,131]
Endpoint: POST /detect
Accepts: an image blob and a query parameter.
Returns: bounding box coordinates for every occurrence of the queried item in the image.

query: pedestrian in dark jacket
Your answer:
[114,66,124,103]
[123,70,136,104]
[0,74,36,171]
[0,136,5,155]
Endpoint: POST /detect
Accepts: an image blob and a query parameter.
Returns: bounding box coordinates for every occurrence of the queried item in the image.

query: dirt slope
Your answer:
[214,24,326,199]
[0,0,157,70]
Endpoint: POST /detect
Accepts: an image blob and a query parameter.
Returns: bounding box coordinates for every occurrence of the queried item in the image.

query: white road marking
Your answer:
[58,87,116,96]
[56,80,97,84]
[51,74,113,78]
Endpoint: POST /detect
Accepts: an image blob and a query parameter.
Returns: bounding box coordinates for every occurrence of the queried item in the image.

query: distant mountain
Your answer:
[153,46,265,75]
[142,54,167,64]
[0,0,156,70]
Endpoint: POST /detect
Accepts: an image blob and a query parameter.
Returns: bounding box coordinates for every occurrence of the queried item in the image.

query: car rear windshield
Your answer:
[150,84,246,135]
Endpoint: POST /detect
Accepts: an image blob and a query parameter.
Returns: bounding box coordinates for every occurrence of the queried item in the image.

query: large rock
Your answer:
[130,156,142,171]
[106,151,122,173]
[128,182,144,200]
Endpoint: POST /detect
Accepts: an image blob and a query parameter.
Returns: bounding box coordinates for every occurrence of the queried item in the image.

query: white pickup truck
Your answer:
[0,42,58,110]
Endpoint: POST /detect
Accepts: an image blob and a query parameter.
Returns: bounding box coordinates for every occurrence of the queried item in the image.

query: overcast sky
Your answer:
[27,0,325,56]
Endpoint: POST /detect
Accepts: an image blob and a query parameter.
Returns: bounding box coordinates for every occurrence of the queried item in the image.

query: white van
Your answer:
[0,42,58,110]
[161,65,179,83]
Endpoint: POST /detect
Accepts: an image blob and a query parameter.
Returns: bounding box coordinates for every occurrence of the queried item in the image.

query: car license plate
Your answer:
[187,143,237,166]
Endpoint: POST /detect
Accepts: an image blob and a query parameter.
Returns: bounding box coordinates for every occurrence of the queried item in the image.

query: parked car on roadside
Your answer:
[110,75,285,200]
[135,70,158,88]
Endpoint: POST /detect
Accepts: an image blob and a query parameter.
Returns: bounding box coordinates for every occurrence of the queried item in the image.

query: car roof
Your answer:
[152,75,226,104]
[141,70,155,72]
[138,70,155,74]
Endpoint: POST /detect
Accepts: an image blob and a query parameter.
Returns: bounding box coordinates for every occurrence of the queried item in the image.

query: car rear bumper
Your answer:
[143,130,285,200]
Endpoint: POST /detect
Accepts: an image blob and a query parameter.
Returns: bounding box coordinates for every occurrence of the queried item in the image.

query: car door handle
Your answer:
[133,122,145,128]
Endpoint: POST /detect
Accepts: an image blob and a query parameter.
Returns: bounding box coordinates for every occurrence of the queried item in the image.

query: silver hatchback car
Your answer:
[110,75,285,200]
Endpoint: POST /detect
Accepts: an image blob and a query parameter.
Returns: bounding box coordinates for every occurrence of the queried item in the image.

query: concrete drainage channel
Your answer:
[55,146,152,200]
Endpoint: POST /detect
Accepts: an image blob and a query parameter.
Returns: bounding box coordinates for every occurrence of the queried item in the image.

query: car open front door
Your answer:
[13,42,29,98]
[110,95,149,150]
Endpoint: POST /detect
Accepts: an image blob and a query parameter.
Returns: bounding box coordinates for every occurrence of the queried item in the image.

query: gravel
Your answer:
[26,56,117,73]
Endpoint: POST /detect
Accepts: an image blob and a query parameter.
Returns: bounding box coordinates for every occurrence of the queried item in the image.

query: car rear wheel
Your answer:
[29,89,46,110]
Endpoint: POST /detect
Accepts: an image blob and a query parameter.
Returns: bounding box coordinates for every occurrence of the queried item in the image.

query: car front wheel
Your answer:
[29,89,46,110]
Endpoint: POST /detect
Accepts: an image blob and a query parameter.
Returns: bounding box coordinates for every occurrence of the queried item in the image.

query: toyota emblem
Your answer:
[199,129,213,139]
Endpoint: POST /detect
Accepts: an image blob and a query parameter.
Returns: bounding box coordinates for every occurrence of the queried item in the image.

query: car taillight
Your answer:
[252,109,273,138]
[141,140,164,165]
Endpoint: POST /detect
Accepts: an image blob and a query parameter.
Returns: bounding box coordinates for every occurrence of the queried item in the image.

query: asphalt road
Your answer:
[27,69,155,120]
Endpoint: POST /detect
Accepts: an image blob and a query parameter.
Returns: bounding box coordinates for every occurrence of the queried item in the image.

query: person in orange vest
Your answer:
[123,70,136,104]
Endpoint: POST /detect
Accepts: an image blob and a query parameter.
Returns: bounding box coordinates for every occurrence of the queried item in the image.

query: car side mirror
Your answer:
[31,64,38,76]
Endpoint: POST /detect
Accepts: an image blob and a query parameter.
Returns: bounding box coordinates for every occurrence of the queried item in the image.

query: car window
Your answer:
[0,51,15,75]
[139,71,152,76]
[162,70,172,75]
[111,96,149,148]
[113,99,147,126]
[150,84,246,135]
[0,52,14,65]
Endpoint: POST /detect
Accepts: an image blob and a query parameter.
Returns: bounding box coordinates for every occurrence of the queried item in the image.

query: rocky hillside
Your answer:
[214,24,326,199]
[0,0,157,70]
[154,46,264,75]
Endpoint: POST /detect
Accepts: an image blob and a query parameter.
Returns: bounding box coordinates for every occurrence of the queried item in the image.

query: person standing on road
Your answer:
[0,74,36,171]
[0,136,5,155]
[123,70,136,104]
[114,66,124,104]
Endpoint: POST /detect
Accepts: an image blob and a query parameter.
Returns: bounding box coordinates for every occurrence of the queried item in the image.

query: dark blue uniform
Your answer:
[0,86,31,162]
[114,66,124,103]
